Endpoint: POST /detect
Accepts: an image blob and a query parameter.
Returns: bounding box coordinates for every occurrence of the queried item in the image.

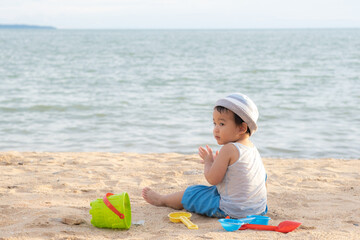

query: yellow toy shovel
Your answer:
[168,212,198,230]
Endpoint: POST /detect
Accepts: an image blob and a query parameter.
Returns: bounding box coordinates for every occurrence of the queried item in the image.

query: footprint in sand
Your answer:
[25,215,53,228]
[61,215,85,225]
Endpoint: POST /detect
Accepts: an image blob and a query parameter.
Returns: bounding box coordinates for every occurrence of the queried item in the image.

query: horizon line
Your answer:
[1,24,360,30]
[5,27,360,30]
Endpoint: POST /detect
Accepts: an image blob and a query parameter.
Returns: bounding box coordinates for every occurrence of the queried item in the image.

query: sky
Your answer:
[0,0,360,29]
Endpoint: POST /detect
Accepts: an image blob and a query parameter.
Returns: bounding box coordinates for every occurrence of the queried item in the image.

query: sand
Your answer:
[0,151,359,239]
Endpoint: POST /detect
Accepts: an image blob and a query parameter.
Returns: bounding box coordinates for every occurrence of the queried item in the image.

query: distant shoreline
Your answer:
[0,24,56,29]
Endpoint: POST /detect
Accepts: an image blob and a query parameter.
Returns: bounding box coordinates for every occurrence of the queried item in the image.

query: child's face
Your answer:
[213,109,242,145]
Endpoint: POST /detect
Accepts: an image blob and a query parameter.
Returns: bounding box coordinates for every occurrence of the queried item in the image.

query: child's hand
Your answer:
[198,145,218,164]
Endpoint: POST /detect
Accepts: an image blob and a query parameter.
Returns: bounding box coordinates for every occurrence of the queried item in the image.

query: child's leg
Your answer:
[142,187,184,210]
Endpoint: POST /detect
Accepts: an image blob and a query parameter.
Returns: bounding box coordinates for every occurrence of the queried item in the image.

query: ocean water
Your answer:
[0,29,359,159]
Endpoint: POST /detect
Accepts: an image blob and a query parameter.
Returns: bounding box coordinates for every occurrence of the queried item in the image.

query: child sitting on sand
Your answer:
[142,93,267,218]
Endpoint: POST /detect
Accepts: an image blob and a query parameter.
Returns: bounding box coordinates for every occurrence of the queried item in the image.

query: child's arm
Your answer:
[198,144,237,185]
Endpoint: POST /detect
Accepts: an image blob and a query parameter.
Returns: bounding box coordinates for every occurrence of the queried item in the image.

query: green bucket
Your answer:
[89,192,131,229]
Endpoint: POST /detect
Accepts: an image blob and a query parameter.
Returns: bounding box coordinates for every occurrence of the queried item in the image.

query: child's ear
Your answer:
[238,122,248,134]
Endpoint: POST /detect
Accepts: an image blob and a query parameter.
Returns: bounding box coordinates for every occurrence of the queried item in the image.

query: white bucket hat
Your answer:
[214,93,259,135]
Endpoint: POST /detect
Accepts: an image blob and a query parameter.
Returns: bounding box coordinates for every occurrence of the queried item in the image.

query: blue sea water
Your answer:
[0,29,359,159]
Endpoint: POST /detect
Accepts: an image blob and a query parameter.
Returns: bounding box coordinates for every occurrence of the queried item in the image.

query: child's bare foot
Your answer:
[142,187,164,207]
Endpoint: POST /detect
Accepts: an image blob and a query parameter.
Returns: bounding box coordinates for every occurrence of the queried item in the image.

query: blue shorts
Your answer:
[181,185,227,218]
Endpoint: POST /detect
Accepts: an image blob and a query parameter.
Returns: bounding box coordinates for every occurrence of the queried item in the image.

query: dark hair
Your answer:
[215,106,251,135]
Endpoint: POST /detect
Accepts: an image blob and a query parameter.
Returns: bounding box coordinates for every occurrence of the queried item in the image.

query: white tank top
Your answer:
[216,142,267,218]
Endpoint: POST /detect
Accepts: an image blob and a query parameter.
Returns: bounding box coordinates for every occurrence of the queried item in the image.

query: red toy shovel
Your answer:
[239,221,301,233]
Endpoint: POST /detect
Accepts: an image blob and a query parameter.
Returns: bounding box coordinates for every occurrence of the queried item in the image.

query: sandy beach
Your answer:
[0,151,359,239]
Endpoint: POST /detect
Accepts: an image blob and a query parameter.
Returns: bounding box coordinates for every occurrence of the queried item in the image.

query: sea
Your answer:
[0,29,359,159]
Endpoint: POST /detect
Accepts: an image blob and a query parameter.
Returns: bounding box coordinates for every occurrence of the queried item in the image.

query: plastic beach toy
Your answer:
[239,221,301,233]
[246,215,271,225]
[218,219,246,231]
[168,212,198,230]
[218,217,255,232]
[89,192,131,229]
